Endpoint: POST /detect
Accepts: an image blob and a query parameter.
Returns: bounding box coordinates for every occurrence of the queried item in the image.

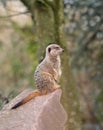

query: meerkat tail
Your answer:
[11,90,41,109]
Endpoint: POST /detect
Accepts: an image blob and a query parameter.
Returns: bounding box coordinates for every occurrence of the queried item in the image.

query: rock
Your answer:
[0,89,67,130]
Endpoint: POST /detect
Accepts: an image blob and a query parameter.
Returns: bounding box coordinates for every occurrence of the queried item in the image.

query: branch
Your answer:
[20,0,36,23]
[0,11,30,19]
[43,0,54,8]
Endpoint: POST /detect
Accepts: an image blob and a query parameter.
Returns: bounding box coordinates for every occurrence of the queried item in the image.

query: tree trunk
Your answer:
[21,0,82,130]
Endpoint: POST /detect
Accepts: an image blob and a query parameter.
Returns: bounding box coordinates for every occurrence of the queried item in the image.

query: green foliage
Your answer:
[0,41,2,50]
[10,54,25,78]
[13,23,38,66]
[65,0,103,81]
[65,0,103,124]
[0,100,2,109]
[18,28,38,87]
[95,90,103,122]
[0,22,38,108]
[11,23,38,82]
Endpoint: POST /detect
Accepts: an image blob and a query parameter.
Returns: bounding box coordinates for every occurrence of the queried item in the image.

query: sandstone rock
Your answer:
[0,89,67,130]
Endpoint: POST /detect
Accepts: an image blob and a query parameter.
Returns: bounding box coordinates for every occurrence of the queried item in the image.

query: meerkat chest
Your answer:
[53,56,62,77]
[57,56,62,76]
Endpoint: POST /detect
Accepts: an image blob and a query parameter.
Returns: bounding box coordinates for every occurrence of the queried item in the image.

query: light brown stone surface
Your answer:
[0,89,67,130]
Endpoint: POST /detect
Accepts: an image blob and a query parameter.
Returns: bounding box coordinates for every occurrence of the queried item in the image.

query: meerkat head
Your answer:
[46,44,64,57]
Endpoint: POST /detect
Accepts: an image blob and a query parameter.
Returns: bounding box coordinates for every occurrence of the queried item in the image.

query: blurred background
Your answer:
[0,0,103,130]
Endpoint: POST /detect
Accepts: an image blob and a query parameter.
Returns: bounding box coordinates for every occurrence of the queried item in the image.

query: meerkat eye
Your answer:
[55,47,59,50]
[48,47,51,53]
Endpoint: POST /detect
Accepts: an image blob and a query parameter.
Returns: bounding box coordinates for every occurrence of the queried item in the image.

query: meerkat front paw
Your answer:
[54,85,61,90]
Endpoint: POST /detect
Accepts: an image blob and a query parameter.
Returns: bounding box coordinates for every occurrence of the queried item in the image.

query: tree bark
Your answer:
[21,0,82,130]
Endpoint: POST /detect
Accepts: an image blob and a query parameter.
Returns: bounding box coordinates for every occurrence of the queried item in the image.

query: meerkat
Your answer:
[11,44,64,109]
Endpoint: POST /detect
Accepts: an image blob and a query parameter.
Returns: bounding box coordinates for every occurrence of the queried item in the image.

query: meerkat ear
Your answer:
[48,47,51,53]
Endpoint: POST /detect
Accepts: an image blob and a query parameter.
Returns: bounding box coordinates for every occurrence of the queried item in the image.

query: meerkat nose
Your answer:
[62,49,64,52]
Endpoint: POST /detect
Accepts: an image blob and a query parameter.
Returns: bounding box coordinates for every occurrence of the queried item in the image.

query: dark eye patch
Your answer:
[48,47,51,52]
